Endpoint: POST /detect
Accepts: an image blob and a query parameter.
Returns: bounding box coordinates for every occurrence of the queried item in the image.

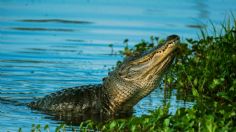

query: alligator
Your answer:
[28,35,180,122]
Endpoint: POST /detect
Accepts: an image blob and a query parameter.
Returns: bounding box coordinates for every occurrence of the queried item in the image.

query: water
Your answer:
[0,0,236,131]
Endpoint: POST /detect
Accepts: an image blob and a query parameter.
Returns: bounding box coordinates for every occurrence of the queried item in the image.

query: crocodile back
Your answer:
[28,84,104,114]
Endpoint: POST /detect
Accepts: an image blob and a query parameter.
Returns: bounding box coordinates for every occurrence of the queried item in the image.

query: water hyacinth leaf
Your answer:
[34,124,41,132]
[55,124,65,132]
[192,87,199,97]
[216,92,231,101]
[163,118,170,127]
[131,125,136,132]
[193,78,198,86]
[79,122,84,129]
[109,121,117,130]
[118,122,126,130]
[18,128,22,132]
[44,124,49,131]
[205,116,217,132]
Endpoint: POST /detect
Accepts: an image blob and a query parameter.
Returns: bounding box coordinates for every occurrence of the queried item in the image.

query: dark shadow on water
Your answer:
[0,97,26,106]
[0,59,51,64]
[194,0,209,19]
[43,111,132,125]
[66,39,85,42]
[186,24,206,29]
[11,27,75,32]
[26,47,81,53]
[18,19,94,25]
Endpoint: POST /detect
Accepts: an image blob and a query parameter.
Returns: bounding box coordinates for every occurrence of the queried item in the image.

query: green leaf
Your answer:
[205,116,217,132]
[18,128,22,132]
[109,121,117,130]
[163,118,170,127]
[36,124,41,131]
[131,125,136,132]
[44,124,49,131]
[216,92,231,102]
[192,87,199,97]
[193,78,198,86]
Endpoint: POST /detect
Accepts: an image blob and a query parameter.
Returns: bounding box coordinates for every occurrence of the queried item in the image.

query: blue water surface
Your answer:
[0,0,236,131]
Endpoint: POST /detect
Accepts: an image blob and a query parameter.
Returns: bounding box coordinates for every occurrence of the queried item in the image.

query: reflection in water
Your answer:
[0,97,25,106]
[42,108,133,125]
[194,0,209,19]
[18,19,93,24]
[186,24,206,29]
[11,27,75,32]
[0,59,49,64]
[185,0,209,29]
[66,39,85,42]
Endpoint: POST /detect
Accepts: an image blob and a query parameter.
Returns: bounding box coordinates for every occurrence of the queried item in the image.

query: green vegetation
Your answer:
[20,19,236,131]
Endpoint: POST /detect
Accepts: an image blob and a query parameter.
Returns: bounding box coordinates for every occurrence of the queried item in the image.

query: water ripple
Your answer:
[18,19,93,24]
[11,27,75,32]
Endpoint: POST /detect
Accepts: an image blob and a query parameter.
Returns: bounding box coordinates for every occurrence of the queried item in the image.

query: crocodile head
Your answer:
[103,35,180,113]
[118,35,179,84]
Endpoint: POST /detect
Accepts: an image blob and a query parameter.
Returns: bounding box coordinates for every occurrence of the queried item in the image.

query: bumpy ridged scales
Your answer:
[28,84,107,114]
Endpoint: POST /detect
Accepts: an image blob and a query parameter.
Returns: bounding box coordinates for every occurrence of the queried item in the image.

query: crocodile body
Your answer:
[29,84,104,114]
[28,35,180,121]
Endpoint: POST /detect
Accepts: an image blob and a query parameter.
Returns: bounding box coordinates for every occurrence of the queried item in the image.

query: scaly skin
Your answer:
[29,84,104,114]
[28,35,180,120]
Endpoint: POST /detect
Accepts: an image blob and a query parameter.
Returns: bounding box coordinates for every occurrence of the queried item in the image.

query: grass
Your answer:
[19,18,236,131]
